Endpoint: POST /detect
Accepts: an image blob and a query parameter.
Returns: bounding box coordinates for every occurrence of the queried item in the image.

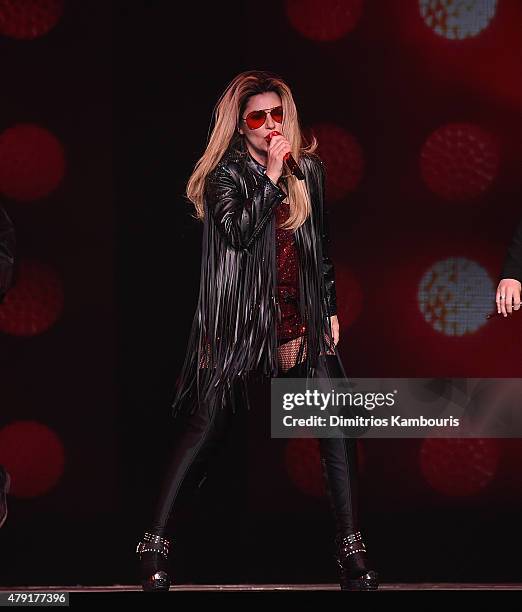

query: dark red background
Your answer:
[0,0,520,586]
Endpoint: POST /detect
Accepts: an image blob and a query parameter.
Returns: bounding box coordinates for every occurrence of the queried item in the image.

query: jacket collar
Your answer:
[229,137,267,176]
[225,139,288,188]
[246,150,267,175]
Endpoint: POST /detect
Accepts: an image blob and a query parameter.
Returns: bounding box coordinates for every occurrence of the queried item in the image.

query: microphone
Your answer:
[265,131,305,181]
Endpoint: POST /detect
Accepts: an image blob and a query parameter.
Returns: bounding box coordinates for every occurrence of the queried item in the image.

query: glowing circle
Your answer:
[285,0,363,42]
[0,124,65,202]
[418,257,494,336]
[0,0,64,40]
[312,123,364,201]
[0,260,64,336]
[420,123,499,201]
[419,0,497,40]
[420,438,500,496]
[0,421,65,498]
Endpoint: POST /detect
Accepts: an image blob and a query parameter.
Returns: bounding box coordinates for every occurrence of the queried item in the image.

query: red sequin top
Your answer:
[275,199,307,343]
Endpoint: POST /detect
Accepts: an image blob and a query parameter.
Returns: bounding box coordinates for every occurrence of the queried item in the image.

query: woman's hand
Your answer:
[496,278,522,317]
[266,133,292,185]
[330,315,339,345]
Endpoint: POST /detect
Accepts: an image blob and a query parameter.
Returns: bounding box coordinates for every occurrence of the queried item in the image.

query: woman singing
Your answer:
[136,70,378,592]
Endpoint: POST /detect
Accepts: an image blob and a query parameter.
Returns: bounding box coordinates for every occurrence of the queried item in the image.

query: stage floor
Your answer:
[1,583,522,591]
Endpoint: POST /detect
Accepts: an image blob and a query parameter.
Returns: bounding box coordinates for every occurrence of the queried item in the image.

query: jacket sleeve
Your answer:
[0,206,15,304]
[205,161,287,250]
[501,218,522,283]
[316,158,338,317]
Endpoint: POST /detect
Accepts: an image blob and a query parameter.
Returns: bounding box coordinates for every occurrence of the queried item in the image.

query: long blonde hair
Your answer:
[186,70,317,231]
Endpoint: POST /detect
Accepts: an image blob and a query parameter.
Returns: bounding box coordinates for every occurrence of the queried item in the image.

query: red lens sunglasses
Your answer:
[242,105,284,130]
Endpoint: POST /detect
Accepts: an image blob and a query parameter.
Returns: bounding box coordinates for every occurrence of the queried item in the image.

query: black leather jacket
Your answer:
[0,206,15,304]
[205,148,338,316]
[171,143,340,417]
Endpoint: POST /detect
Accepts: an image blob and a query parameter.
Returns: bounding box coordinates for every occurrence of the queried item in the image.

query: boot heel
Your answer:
[136,532,172,592]
[336,531,379,591]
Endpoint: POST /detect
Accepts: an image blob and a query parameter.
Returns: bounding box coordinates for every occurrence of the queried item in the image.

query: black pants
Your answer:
[148,354,360,539]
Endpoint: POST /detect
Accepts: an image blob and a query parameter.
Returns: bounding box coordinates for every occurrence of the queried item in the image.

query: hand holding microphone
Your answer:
[265,131,305,183]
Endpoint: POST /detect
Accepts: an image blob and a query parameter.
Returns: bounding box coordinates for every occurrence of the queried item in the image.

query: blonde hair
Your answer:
[186,70,317,231]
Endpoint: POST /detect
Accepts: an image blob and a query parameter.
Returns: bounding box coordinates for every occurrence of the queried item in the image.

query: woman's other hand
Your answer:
[330,314,339,345]
[496,278,522,317]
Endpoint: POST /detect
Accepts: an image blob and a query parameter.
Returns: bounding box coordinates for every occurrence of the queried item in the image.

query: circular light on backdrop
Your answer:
[311,123,364,201]
[420,123,499,201]
[0,260,64,336]
[420,438,500,497]
[0,124,65,202]
[418,257,494,336]
[419,0,497,40]
[0,421,65,498]
[285,0,363,42]
[0,0,64,39]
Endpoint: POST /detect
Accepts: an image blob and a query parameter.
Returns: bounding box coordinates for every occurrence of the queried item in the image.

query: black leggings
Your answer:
[148,354,360,539]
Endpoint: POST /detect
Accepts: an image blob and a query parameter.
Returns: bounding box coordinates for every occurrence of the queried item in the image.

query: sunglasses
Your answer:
[241,105,284,130]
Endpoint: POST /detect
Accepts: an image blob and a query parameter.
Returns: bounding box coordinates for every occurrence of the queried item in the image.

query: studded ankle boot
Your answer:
[136,531,171,592]
[336,531,378,591]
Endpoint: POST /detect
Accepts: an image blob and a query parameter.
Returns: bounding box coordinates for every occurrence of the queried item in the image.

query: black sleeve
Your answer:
[205,161,287,251]
[0,206,15,303]
[316,159,337,317]
[501,218,522,283]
